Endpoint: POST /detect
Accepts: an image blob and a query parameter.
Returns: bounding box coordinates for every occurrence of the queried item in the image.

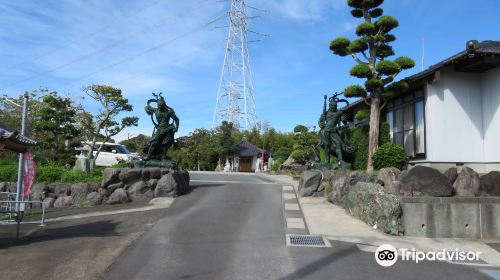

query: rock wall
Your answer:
[0,168,191,209]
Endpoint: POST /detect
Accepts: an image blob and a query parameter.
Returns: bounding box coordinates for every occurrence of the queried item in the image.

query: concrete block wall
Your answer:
[401,197,500,239]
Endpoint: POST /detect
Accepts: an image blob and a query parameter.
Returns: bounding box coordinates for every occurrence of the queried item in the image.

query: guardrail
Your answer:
[0,192,46,227]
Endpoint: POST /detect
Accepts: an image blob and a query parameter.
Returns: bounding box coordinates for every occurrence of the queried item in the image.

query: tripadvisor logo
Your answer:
[374,244,482,267]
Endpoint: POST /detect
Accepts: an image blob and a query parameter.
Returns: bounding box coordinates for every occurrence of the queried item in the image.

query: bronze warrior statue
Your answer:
[143,92,179,161]
[318,93,351,166]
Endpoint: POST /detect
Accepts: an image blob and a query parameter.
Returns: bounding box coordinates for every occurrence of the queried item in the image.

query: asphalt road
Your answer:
[101,172,492,280]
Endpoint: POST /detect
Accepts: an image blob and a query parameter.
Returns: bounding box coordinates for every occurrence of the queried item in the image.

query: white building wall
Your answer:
[425,67,484,162]
[481,66,500,162]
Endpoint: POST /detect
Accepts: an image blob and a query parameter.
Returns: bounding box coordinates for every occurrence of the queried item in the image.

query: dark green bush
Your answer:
[0,164,18,182]
[372,143,408,170]
[348,123,391,170]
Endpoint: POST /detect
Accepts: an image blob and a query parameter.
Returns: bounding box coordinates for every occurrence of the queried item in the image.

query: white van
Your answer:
[79,142,141,167]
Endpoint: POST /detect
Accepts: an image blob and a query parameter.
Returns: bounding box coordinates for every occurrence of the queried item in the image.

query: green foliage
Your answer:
[293,125,308,134]
[81,85,139,168]
[0,164,18,182]
[355,22,375,36]
[290,126,319,164]
[350,9,364,18]
[384,80,409,96]
[347,0,363,9]
[36,164,65,184]
[376,60,400,75]
[394,56,416,70]
[354,109,370,120]
[372,143,408,170]
[60,169,102,183]
[369,7,383,17]
[374,16,399,32]
[329,37,351,56]
[348,39,369,53]
[119,134,151,153]
[350,64,372,78]
[365,78,383,92]
[376,44,394,58]
[348,123,391,170]
[272,158,284,171]
[273,147,291,161]
[344,85,367,98]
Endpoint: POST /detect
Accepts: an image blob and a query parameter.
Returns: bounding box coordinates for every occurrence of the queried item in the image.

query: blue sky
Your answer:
[1,0,499,141]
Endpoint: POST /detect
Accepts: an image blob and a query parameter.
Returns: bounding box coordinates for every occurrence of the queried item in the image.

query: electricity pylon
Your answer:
[212,0,257,130]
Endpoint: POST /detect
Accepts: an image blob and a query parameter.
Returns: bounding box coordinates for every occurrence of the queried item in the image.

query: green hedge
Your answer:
[348,122,391,170]
[373,143,408,170]
[0,163,104,184]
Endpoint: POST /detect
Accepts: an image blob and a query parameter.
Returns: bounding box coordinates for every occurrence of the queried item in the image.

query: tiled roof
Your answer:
[407,40,500,82]
[0,124,37,146]
[234,139,265,157]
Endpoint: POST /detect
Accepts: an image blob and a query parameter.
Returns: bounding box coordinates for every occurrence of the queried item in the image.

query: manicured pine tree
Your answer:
[329,0,415,171]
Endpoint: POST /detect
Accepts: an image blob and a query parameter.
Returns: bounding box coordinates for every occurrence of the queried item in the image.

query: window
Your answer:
[386,90,425,158]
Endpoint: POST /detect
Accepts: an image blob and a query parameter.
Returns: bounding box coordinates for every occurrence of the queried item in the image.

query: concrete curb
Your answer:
[257,173,500,268]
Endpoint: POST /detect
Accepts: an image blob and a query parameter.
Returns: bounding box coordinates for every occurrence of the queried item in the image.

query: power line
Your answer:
[1,0,211,91]
[9,0,164,69]
[57,14,226,88]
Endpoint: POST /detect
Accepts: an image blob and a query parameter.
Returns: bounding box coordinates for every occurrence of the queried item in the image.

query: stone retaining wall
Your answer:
[0,168,191,209]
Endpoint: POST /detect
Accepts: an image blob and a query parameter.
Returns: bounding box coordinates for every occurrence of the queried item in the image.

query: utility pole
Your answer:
[212,0,258,130]
[15,93,29,239]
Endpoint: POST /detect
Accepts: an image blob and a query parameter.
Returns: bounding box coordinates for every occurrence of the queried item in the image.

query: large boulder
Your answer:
[377,167,400,194]
[480,171,500,196]
[50,183,71,197]
[118,169,142,186]
[400,166,454,197]
[106,188,129,204]
[101,168,121,188]
[328,169,350,204]
[172,171,190,195]
[54,196,72,208]
[86,191,104,206]
[348,171,375,186]
[453,167,480,197]
[343,182,403,235]
[178,170,190,186]
[127,181,151,201]
[298,170,322,197]
[155,173,177,197]
[70,183,97,205]
[141,168,162,181]
[444,167,458,184]
[42,197,56,208]
[106,182,124,194]
[30,183,47,201]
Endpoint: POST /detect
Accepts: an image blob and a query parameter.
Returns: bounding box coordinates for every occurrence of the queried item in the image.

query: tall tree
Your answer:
[82,85,139,168]
[329,0,414,171]
[33,91,81,164]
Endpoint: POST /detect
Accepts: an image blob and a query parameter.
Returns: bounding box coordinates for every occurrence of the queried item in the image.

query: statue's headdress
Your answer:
[328,92,349,107]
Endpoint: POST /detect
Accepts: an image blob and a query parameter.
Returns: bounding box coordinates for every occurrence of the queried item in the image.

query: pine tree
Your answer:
[329,0,415,171]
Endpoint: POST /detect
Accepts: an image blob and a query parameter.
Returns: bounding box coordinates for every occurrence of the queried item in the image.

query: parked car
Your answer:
[78,142,141,167]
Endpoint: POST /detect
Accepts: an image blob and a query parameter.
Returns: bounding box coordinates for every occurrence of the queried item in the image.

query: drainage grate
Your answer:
[286,234,331,247]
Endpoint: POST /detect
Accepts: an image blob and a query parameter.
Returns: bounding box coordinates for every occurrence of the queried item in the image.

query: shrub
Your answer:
[36,164,65,184]
[348,123,391,170]
[372,143,408,170]
[0,164,18,182]
[272,159,284,172]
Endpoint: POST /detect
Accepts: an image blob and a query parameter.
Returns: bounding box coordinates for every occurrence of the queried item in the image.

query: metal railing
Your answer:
[0,192,46,226]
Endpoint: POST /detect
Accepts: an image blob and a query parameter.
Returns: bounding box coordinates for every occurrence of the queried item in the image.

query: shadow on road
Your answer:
[278,245,358,280]
[0,220,119,249]
[191,183,224,189]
